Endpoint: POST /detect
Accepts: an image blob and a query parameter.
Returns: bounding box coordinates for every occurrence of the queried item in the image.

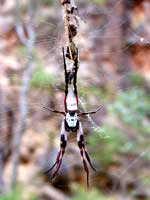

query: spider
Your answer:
[44,47,102,187]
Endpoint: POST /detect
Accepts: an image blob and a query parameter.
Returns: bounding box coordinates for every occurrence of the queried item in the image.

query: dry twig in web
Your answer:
[10,0,37,187]
[61,0,79,64]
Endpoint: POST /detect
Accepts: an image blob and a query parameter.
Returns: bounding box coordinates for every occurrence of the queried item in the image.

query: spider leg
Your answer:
[62,47,69,112]
[78,106,103,116]
[45,120,67,181]
[77,122,96,171]
[51,134,67,181]
[62,47,67,78]
[44,151,61,174]
[82,143,96,172]
[79,143,89,187]
[77,122,96,187]
[73,47,78,100]
[43,107,65,115]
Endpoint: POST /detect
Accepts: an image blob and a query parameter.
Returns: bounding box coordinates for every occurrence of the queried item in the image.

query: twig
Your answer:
[15,0,27,45]
[0,70,5,192]
[11,0,36,187]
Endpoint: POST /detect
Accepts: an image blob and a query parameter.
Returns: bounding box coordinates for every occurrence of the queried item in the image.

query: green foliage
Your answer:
[31,52,58,89]
[79,84,115,104]
[109,88,150,135]
[88,86,150,162]
[127,72,146,87]
[0,186,38,200]
[30,49,57,89]
[31,65,58,89]
[92,0,106,5]
[0,187,22,200]
[141,176,150,187]
[85,0,106,6]
[14,46,58,89]
[88,125,128,164]
[71,185,113,200]
[40,0,54,6]
[79,85,102,100]
[27,193,38,200]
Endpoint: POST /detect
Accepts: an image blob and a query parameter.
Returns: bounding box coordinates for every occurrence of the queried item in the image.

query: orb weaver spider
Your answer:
[44,47,101,187]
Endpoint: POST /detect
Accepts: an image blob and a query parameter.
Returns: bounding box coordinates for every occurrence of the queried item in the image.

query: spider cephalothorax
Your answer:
[44,47,101,187]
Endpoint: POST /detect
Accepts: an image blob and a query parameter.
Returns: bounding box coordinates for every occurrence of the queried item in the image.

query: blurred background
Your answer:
[0,0,150,199]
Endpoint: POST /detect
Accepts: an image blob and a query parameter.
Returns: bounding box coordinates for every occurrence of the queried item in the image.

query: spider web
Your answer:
[0,0,150,196]
[31,1,150,195]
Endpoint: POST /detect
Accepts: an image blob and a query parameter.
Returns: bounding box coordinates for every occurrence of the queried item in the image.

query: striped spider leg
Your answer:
[44,120,67,181]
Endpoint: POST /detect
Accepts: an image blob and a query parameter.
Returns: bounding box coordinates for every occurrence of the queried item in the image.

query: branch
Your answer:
[11,0,36,187]
[0,70,5,192]
[15,0,27,45]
